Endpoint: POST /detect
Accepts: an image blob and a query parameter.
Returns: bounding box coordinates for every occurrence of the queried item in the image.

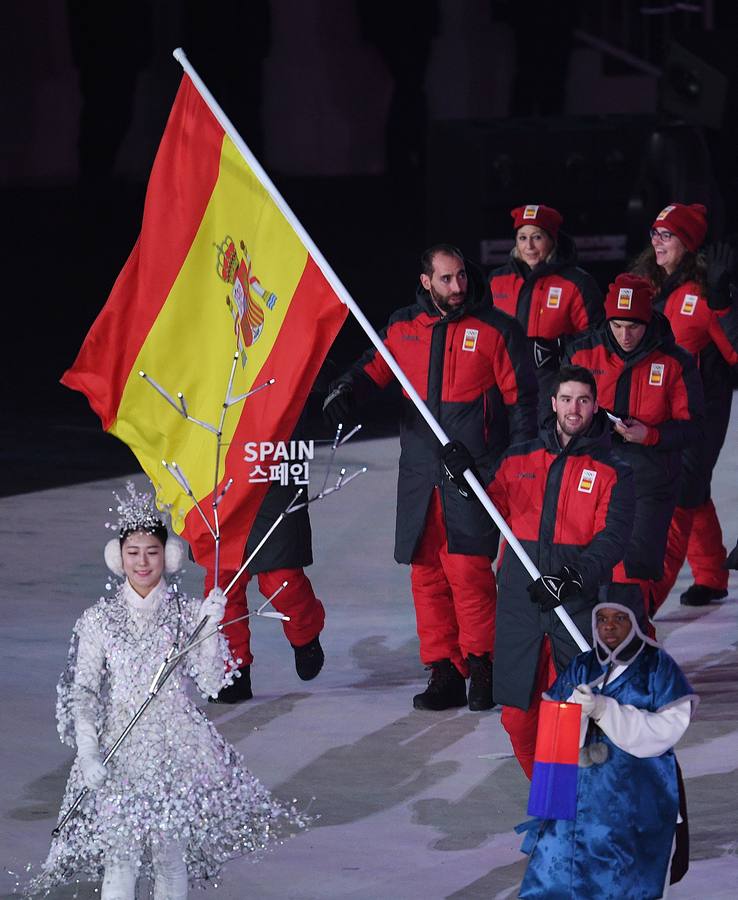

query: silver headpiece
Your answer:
[105,481,165,537]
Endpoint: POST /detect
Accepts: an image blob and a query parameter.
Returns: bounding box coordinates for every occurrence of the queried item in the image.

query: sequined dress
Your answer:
[27,579,306,895]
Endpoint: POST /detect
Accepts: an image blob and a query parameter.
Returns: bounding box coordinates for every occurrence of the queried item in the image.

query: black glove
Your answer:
[705,242,736,311]
[528,565,584,612]
[441,440,481,499]
[725,539,738,570]
[322,383,356,431]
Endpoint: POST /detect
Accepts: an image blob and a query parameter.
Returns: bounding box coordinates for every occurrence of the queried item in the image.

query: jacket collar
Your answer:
[123,577,168,612]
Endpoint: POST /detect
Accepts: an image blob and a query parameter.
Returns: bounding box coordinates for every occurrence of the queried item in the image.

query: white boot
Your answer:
[101,859,137,900]
[152,840,188,900]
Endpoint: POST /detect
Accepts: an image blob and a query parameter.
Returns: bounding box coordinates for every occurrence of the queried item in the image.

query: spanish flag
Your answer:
[61,70,348,571]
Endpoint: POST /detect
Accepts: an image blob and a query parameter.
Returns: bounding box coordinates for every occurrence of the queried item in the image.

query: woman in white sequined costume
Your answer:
[27,485,307,899]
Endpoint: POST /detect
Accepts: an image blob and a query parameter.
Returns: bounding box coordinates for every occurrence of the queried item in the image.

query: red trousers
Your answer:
[204,567,325,666]
[501,638,556,780]
[652,500,728,611]
[410,489,497,678]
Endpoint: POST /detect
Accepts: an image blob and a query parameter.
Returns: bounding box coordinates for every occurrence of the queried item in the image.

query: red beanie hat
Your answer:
[511,204,563,240]
[604,274,655,323]
[652,203,707,252]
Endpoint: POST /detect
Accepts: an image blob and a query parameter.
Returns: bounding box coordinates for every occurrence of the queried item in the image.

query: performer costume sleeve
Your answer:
[594,696,692,757]
[182,596,235,698]
[72,614,108,786]
[56,608,109,749]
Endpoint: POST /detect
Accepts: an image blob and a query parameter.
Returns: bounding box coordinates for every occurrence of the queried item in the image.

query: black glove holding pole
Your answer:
[528,565,584,612]
[322,383,357,432]
[440,440,482,500]
[705,242,737,311]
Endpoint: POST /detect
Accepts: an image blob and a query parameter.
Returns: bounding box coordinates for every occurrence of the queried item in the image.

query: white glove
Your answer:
[199,587,227,626]
[74,715,106,790]
[572,683,606,721]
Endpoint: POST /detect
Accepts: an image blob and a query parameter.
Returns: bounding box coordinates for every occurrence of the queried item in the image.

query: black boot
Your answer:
[413,659,467,711]
[292,636,324,681]
[208,665,252,703]
[680,584,728,606]
[467,652,495,711]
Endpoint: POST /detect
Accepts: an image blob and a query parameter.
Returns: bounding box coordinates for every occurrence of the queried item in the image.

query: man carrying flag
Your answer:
[443,366,634,775]
[61,62,348,685]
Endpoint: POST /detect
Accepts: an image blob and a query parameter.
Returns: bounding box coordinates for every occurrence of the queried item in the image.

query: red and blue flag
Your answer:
[527,699,581,821]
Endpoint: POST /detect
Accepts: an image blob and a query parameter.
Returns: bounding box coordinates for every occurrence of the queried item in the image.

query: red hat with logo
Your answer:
[604,273,654,324]
[511,204,563,239]
[651,203,707,252]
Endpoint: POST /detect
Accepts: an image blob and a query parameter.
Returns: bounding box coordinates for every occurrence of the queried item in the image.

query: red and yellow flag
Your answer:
[62,75,348,570]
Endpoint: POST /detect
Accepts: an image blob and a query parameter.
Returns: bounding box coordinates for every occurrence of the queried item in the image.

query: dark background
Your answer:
[3,0,737,495]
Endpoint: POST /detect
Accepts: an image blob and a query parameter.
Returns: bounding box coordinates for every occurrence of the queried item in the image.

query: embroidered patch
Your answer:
[523,204,540,219]
[547,286,562,308]
[680,294,698,316]
[617,287,633,310]
[656,205,675,221]
[578,469,597,493]
[462,328,479,352]
[649,363,664,386]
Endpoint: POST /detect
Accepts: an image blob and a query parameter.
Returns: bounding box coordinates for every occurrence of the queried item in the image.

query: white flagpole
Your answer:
[172,49,589,653]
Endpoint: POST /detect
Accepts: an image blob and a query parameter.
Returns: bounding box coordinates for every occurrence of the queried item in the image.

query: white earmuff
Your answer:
[104,538,124,576]
[164,538,185,574]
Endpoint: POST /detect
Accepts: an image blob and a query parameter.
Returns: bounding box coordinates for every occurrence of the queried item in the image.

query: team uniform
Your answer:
[651,275,738,607]
[490,205,603,420]
[486,410,634,776]
[332,269,537,680]
[564,311,704,609]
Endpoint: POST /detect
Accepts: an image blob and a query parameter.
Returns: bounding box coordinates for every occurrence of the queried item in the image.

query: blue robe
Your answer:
[519,645,694,900]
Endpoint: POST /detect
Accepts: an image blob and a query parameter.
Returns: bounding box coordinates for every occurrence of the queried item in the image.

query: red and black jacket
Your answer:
[334,268,538,563]
[488,411,635,709]
[563,315,704,581]
[654,269,738,504]
[489,232,603,371]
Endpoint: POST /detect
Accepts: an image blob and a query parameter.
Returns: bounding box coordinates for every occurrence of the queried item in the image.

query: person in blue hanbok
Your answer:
[518,600,697,900]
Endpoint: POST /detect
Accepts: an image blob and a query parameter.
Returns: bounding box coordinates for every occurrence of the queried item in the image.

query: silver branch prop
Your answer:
[140,355,275,583]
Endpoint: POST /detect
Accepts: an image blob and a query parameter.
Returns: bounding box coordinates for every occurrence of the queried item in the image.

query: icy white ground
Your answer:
[2,412,737,899]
